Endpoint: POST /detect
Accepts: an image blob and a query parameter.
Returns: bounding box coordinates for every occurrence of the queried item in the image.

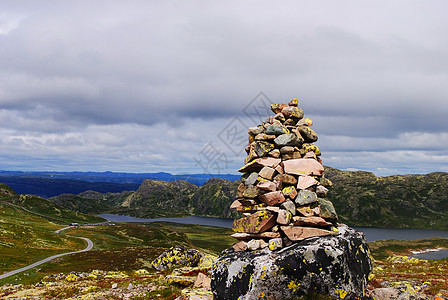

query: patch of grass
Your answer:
[369,237,448,260]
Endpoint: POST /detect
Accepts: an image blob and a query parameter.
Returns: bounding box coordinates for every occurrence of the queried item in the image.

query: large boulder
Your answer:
[152,246,201,271]
[211,225,372,300]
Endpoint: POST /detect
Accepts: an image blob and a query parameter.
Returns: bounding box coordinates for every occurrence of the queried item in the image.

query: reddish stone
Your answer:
[276,209,292,225]
[239,157,281,173]
[280,226,337,241]
[266,206,280,213]
[271,103,288,114]
[275,164,284,174]
[230,200,244,211]
[296,205,320,217]
[282,186,298,199]
[255,133,276,141]
[257,180,277,192]
[297,175,318,190]
[292,216,332,227]
[303,151,316,159]
[281,158,324,176]
[274,173,298,186]
[232,211,276,233]
[258,191,286,206]
[259,166,275,180]
[231,231,281,240]
[237,183,246,198]
[232,241,248,252]
[268,148,281,158]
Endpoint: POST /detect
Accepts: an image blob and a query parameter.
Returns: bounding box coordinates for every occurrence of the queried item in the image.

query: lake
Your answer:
[97,214,448,259]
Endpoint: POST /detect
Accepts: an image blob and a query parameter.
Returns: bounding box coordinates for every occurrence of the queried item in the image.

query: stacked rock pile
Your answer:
[230,98,339,252]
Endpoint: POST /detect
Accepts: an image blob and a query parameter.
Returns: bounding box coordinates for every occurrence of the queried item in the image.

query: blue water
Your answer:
[97,214,448,260]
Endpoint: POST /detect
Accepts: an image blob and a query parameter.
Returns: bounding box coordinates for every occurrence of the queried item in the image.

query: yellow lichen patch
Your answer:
[334,288,348,299]
[287,279,301,292]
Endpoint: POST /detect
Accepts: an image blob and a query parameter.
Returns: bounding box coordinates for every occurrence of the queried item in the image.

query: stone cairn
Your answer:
[230,98,339,252]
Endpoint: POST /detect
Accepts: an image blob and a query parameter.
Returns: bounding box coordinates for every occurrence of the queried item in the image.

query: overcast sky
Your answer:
[1,0,447,176]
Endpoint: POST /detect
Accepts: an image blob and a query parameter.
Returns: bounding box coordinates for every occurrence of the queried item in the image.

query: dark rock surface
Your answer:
[211,225,372,300]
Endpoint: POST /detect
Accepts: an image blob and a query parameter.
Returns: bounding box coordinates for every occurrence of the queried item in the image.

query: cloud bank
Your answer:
[1,0,447,176]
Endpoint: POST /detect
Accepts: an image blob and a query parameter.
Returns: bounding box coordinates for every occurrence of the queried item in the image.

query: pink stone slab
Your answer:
[281,158,324,176]
[297,175,318,190]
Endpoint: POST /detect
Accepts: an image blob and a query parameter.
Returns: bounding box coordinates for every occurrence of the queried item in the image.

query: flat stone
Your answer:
[193,272,211,289]
[276,209,292,225]
[255,133,276,141]
[239,157,281,173]
[292,216,333,227]
[281,106,304,120]
[258,166,275,180]
[316,185,329,197]
[231,232,281,240]
[280,146,295,153]
[268,148,281,157]
[270,103,288,114]
[265,123,289,136]
[319,198,338,222]
[256,180,276,192]
[274,173,298,186]
[274,113,285,122]
[248,126,264,135]
[297,175,318,190]
[230,200,244,211]
[258,191,286,206]
[232,211,276,233]
[281,151,301,160]
[281,226,337,241]
[266,206,280,213]
[246,239,262,251]
[295,190,318,206]
[280,200,296,216]
[281,158,324,176]
[274,133,301,148]
[296,205,320,217]
[298,126,318,143]
[303,151,316,159]
[274,164,284,174]
[254,141,274,157]
[232,241,248,252]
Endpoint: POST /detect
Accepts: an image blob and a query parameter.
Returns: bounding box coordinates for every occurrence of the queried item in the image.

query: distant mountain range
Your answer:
[1,169,447,230]
[0,171,241,198]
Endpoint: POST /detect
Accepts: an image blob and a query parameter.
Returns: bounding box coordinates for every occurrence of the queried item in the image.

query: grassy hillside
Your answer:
[325,168,448,230]
[0,200,86,274]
